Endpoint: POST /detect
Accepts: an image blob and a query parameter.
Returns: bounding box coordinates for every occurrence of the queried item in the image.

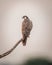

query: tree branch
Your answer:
[0,38,23,59]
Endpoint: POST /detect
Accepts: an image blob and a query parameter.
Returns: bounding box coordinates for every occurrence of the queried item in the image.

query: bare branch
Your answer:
[0,38,23,59]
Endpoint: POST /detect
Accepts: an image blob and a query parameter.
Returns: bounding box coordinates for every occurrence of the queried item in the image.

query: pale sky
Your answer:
[0,0,52,64]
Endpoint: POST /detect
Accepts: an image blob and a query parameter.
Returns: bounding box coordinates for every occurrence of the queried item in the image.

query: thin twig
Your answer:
[0,38,23,59]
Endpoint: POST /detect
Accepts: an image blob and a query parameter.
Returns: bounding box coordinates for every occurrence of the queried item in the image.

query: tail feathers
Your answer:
[22,37,27,46]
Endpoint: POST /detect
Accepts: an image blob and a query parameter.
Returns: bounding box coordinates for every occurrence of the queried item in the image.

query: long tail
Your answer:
[22,36,27,46]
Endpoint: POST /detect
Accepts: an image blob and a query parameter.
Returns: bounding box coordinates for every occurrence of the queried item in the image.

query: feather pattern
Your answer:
[22,16,33,46]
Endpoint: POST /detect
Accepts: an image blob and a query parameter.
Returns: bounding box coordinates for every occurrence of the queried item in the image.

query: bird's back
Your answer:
[22,16,33,46]
[22,19,33,37]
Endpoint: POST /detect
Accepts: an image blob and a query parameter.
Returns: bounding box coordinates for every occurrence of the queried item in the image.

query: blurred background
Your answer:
[0,0,52,65]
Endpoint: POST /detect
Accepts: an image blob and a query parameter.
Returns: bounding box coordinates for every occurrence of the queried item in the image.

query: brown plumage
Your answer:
[22,35,27,46]
[22,16,33,46]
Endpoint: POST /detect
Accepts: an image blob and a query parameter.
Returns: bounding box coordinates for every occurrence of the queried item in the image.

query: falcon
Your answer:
[22,15,33,46]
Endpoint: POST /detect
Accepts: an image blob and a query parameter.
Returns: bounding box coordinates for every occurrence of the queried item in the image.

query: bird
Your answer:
[22,15,33,46]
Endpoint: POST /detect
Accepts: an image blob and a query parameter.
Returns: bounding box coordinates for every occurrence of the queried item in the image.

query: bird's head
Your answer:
[22,15,28,19]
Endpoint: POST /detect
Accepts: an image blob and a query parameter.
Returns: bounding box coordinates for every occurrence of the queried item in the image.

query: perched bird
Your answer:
[22,15,33,46]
